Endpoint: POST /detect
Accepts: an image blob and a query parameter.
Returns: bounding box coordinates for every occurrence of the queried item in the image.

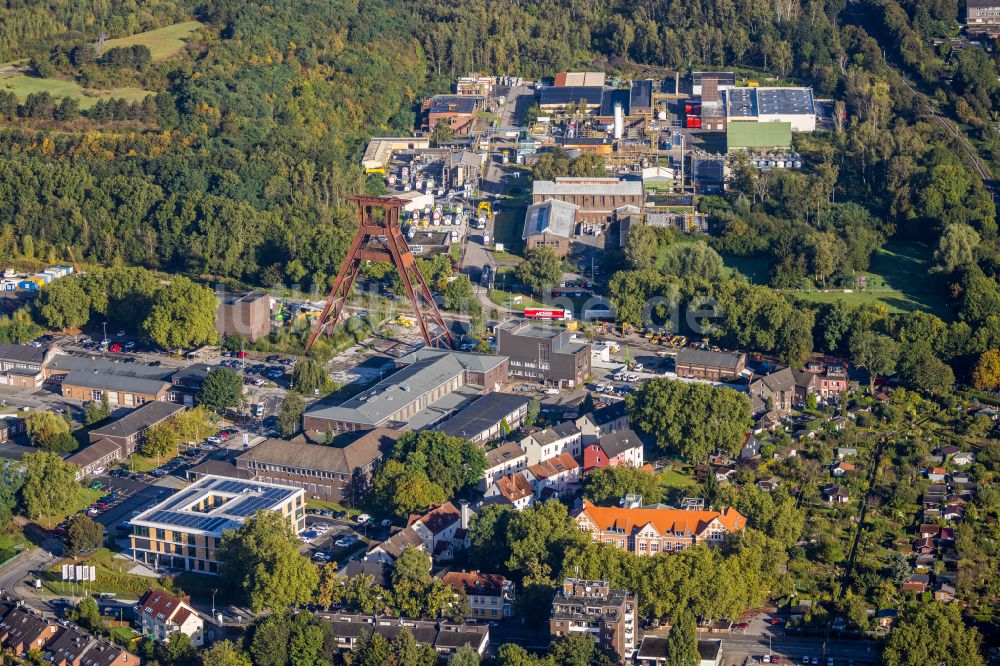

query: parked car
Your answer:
[356,513,371,524]
[108,343,122,353]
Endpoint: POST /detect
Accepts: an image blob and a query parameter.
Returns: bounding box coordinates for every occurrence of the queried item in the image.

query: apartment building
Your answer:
[480,442,528,491]
[574,501,747,555]
[496,321,590,388]
[519,422,582,466]
[576,400,628,445]
[549,579,637,660]
[441,571,515,619]
[484,473,535,510]
[325,614,489,657]
[130,475,305,574]
[582,427,644,471]
[524,452,580,500]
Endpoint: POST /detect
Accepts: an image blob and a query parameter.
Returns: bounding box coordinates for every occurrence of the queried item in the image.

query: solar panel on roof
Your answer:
[215,479,248,493]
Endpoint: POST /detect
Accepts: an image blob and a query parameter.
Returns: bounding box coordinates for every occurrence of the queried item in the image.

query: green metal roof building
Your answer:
[726,121,792,151]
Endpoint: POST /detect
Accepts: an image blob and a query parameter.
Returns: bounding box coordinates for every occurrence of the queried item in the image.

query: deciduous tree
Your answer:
[198,368,243,413]
[19,451,80,520]
[143,276,218,350]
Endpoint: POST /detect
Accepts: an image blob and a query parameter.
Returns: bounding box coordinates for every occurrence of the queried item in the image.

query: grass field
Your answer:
[659,469,697,490]
[35,487,105,528]
[783,241,950,318]
[721,253,771,284]
[0,74,152,109]
[100,20,203,61]
[492,207,525,254]
[42,547,171,599]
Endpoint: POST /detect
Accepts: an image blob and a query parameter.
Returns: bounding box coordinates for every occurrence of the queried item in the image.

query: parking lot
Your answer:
[298,511,390,565]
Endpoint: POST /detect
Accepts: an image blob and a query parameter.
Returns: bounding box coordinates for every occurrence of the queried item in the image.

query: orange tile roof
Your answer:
[493,473,533,502]
[578,500,746,536]
[527,452,578,480]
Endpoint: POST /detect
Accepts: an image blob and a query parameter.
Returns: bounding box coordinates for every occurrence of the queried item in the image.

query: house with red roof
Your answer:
[524,452,579,500]
[485,473,535,510]
[573,500,746,556]
[583,427,644,472]
[137,588,204,647]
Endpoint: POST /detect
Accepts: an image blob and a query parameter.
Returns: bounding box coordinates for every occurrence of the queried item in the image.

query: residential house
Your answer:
[236,428,402,504]
[748,367,795,415]
[441,571,515,619]
[46,625,137,666]
[913,537,935,555]
[927,468,948,483]
[918,524,940,539]
[524,452,579,500]
[952,451,975,466]
[831,461,856,477]
[576,401,628,445]
[338,560,392,587]
[803,360,849,398]
[550,579,637,661]
[484,473,535,510]
[480,442,528,492]
[574,501,746,555]
[582,427,644,471]
[822,485,850,504]
[874,608,897,630]
[404,501,470,563]
[934,583,956,603]
[137,588,205,647]
[836,447,857,460]
[739,434,760,460]
[366,528,426,565]
[901,573,929,593]
[519,422,581,466]
[757,476,781,492]
[0,607,61,655]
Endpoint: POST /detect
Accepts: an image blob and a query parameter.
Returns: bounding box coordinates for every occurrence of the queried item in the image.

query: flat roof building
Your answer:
[130,475,305,574]
[218,290,270,342]
[496,321,591,388]
[303,350,508,434]
[538,86,605,112]
[361,137,431,173]
[555,72,606,87]
[967,0,1000,29]
[437,392,532,445]
[550,579,637,660]
[725,87,816,132]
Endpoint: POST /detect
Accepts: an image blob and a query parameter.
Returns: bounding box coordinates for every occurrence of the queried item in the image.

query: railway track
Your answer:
[891,67,996,198]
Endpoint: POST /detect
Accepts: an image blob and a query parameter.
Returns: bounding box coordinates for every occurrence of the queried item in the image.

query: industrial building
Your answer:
[538,86,605,113]
[362,137,431,173]
[496,321,591,388]
[437,392,532,444]
[302,349,508,434]
[966,0,1000,30]
[675,348,747,381]
[217,290,270,342]
[725,87,816,132]
[531,177,644,224]
[130,475,306,574]
[423,95,484,135]
[522,199,579,257]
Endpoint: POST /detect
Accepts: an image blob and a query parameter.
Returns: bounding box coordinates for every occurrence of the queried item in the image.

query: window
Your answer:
[91,390,103,401]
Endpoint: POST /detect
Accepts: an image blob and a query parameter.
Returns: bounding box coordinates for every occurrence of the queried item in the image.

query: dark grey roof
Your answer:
[371,527,424,559]
[188,459,248,479]
[596,427,643,457]
[171,363,214,383]
[637,636,668,659]
[698,639,722,660]
[48,354,173,379]
[0,344,47,365]
[339,560,392,587]
[750,367,795,393]
[529,421,580,446]
[676,348,744,370]
[629,79,653,111]
[756,87,815,116]
[220,290,268,306]
[438,392,532,440]
[600,88,631,115]
[66,439,120,468]
[89,401,184,439]
[428,95,480,114]
[587,400,627,426]
[484,441,527,468]
[538,86,604,107]
[522,199,578,240]
[65,371,171,394]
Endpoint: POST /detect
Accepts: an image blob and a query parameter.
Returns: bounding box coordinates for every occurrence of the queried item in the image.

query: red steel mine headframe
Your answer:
[305,195,453,351]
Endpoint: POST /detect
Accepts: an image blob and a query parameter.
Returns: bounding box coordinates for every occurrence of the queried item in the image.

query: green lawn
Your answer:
[492,207,525,254]
[121,454,162,473]
[42,548,171,599]
[730,242,951,319]
[488,289,545,311]
[722,253,771,284]
[100,20,203,61]
[659,469,697,490]
[36,487,105,528]
[0,530,29,565]
[0,74,153,109]
[306,498,359,516]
